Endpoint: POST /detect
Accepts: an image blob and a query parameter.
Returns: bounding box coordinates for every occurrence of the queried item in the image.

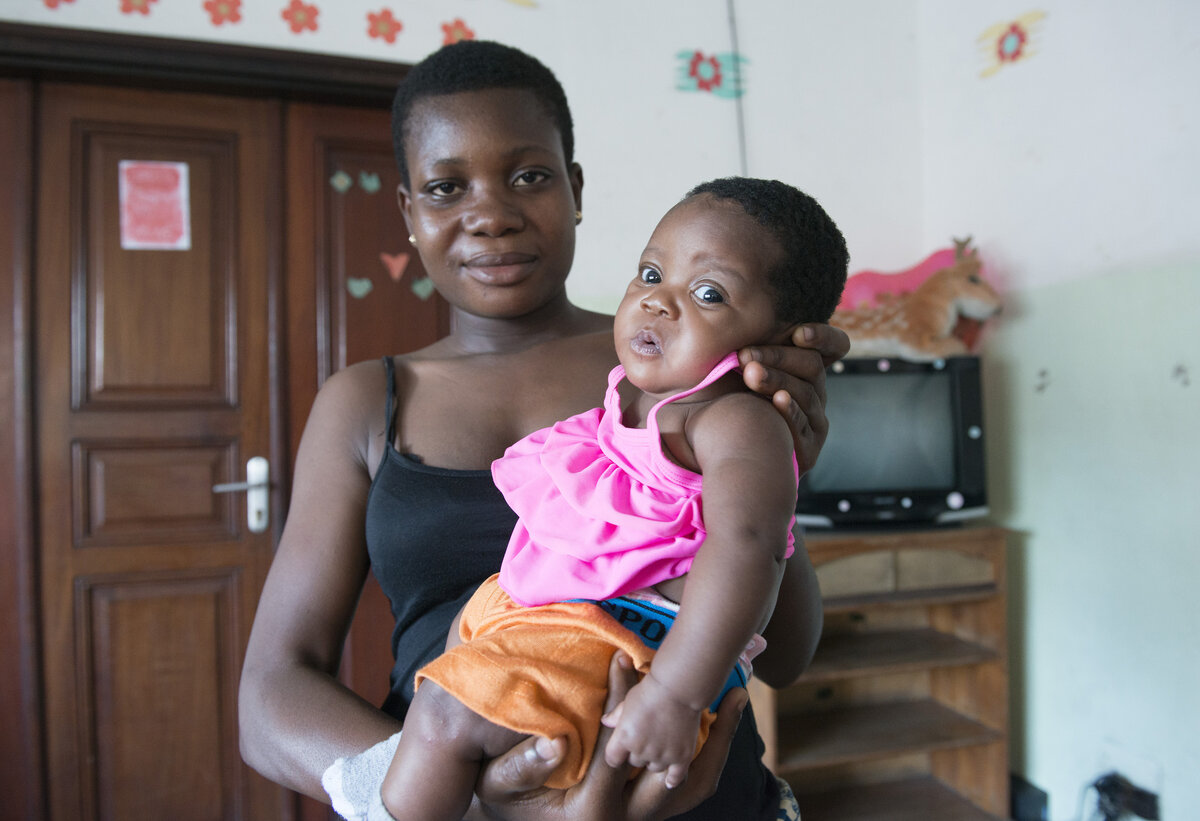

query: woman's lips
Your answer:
[630,329,663,356]
[464,252,538,285]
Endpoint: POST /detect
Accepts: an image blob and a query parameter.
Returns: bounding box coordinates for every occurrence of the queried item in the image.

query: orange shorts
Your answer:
[415,574,714,788]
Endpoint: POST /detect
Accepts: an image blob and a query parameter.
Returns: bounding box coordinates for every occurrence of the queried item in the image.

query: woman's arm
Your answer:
[239,364,401,798]
[755,536,823,688]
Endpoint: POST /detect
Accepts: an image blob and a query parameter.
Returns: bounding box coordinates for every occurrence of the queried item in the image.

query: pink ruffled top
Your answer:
[494,352,797,607]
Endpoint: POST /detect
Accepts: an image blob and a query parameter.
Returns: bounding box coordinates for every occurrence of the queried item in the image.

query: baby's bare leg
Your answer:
[381,680,527,821]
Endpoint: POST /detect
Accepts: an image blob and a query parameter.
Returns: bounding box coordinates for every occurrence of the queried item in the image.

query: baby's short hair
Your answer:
[686,177,848,325]
[392,41,574,187]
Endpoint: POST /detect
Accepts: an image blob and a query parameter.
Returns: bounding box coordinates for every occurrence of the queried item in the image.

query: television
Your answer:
[795,355,988,529]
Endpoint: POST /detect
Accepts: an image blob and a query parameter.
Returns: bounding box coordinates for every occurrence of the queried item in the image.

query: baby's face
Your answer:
[614,195,785,397]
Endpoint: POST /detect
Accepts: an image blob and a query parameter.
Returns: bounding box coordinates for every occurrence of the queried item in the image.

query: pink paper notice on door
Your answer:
[118,160,191,251]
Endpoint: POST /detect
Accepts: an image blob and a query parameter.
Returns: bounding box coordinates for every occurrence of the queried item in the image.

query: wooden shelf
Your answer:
[822,583,997,614]
[777,699,1003,771]
[753,527,1010,818]
[800,628,999,682]
[794,776,1004,821]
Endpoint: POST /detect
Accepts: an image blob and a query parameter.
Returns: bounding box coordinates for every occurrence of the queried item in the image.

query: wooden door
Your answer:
[34,83,287,821]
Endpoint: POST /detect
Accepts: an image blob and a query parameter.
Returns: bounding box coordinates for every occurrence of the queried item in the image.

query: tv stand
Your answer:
[750,526,1009,820]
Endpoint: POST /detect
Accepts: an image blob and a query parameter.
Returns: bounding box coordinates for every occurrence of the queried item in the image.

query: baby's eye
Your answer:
[693,285,725,304]
[638,266,662,284]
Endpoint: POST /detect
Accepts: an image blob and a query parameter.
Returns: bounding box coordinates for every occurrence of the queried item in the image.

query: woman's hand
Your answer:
[469,652,748,821]
[739,322,851,475]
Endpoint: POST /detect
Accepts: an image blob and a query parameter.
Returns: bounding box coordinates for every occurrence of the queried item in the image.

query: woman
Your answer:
[238,41,849,820]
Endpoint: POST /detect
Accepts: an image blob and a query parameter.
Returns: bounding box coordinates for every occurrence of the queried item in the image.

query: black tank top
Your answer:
[365,357,779,820]
[366,357,518,718]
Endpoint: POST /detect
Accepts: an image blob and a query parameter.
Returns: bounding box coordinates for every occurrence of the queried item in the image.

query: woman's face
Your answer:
[397,88,583,321]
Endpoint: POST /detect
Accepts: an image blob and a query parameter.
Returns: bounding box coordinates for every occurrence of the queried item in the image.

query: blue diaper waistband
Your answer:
[573,595,747,712]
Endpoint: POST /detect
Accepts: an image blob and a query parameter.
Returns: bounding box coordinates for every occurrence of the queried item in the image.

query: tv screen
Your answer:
[796,356,987,528]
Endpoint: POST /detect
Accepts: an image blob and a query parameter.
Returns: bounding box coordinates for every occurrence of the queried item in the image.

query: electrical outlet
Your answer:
[1097,739,1164,796]
[1094,772,1160,820]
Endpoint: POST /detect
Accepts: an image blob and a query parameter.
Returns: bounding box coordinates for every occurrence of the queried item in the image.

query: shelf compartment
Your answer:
[776,699,1002,771]
[822,583,996,614]
[792,776,1003,821]
[800,628,1000,682]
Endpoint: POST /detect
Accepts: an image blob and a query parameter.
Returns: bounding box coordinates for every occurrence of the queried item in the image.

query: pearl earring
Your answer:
[575,211,583,225]
[408,234,417,246]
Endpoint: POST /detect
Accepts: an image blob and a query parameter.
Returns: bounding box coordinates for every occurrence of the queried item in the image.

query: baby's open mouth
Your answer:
[631,330,663,356]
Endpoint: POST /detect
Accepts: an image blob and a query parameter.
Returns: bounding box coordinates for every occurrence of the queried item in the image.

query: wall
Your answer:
[919,2,1200,818]
[4,1,1198,818]
[0,0,922,311]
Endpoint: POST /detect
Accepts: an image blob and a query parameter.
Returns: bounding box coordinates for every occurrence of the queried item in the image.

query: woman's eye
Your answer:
[514,170,548,186]
[638,266,662,284]
[694,285,725,304]
[429,181,461,196]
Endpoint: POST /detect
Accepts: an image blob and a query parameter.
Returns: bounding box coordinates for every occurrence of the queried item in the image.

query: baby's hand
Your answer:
[600,672,702,790]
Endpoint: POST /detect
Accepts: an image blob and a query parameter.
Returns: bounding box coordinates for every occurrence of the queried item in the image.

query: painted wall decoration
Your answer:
[204,0,241,25]
[34,1,494,49]
[441,17,475,45]
[329,167,436,302]
[367,8,403,44]
[282,0,318,34]
[675,49,747,99]
[347,277,374,299]
[380,252,410,282]
[977,11,1047,78]
[121,0,158,14]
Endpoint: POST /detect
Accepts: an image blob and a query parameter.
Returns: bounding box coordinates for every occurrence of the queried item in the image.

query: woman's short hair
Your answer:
[392,40,575,186]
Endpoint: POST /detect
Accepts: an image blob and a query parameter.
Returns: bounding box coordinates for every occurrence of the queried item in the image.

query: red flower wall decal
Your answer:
[43,0,77,9]
[282,0,320,34]
[688,51,722,92]
[368,9,403,44]
[120,0,157,15]
[441,18,475,45]
[205,0,242,26]
[996,23,1028,63]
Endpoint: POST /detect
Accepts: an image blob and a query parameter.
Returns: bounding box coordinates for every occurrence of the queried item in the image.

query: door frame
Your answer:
[0,23,408,818]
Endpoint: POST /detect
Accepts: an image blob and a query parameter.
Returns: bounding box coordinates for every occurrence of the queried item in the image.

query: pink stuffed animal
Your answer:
[832,238,1001,361]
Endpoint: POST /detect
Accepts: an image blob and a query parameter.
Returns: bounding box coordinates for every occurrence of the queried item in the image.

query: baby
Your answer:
[380,176,848,820]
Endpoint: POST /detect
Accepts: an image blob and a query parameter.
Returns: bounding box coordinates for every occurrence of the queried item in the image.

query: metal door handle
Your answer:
[211,480,269,493]
[212,456,270,534]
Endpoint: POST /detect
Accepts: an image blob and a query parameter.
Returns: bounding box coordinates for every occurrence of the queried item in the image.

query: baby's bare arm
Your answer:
[651,394,797,706]
[603,395,796,784]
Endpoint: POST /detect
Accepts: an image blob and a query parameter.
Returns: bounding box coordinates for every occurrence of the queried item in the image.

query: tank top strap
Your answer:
[382,356,399,446]
[645,351,742,437]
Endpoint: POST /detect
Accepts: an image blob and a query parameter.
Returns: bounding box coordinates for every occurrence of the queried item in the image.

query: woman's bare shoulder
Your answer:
[300,362,388,451]
[318,358,390,411]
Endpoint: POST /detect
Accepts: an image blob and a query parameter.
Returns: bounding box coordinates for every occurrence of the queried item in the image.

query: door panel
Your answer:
[0,77,44,821]
[35,83,285,821]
